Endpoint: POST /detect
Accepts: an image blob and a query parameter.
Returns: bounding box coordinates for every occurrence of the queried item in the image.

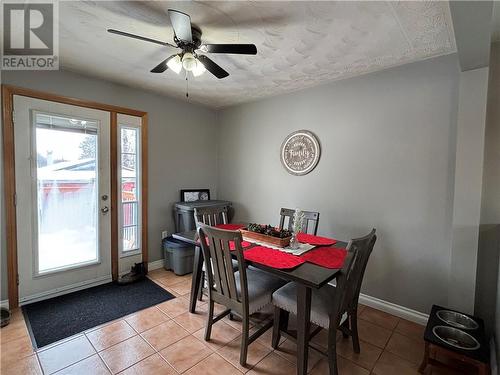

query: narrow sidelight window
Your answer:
[118,119,141,256]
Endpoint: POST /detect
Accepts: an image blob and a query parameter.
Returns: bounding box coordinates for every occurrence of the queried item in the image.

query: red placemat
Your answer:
[243,246,305,269]
[297,233,337,246]
[301,247,347,269]
[215,223,245,230]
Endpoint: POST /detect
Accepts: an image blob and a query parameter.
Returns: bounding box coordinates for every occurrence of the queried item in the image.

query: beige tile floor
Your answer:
[0,268,477,375]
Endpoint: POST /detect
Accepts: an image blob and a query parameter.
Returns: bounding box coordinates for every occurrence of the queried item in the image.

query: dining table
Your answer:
[172,228,348,375]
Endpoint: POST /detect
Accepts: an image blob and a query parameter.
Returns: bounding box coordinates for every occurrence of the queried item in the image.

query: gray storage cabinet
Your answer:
[174,200,232,233]
[162,236,194,275]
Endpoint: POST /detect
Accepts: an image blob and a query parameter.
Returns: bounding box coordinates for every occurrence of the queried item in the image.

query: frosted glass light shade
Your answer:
[167,55,182,74]
[182,52,197,71]
[192,59,206,77]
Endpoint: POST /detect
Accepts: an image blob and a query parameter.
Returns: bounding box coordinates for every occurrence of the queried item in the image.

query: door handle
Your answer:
[101,206,109,214]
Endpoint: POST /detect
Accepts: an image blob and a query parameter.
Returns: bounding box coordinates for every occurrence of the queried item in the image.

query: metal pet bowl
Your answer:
[436,310,479,330]
[432,326,480,351]
[0,308,11,328]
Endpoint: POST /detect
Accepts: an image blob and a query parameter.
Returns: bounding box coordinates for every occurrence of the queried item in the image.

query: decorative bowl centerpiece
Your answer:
[240,223,292,247]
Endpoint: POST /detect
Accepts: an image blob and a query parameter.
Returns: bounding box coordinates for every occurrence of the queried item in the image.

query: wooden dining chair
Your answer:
[278,208,320,235]
[197,223,287,366]
[194,205,229,226]
[271,229,376,375]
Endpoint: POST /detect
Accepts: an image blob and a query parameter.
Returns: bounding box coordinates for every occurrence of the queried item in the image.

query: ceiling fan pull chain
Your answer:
[185,71,189,98]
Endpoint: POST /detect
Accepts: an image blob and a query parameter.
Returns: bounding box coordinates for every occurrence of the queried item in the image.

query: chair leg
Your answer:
[350,312,360,353]
[272,307,289,349]
[340,318,349,339]
[272,306,282,349]
[327,324,339,375]
[240,314,250,366]
[198,271,204,301]
[282,310,290,331]
[205,300,214,341]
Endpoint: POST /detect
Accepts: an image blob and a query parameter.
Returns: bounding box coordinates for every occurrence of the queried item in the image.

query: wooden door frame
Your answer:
[2,84,149,309]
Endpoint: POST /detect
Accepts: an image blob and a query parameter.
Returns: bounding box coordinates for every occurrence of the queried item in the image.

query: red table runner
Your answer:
[240,245,346,270]
[243,246,305,269]
[196,227,345,270]
[297,233,337,246]
[215,223,246,230]
[300,247,347,269]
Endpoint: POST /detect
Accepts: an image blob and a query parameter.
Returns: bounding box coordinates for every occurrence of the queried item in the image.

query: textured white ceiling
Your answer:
[60,1,456,108]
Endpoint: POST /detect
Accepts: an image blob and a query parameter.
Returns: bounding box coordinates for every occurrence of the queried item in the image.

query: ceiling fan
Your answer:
[108,9,257,79]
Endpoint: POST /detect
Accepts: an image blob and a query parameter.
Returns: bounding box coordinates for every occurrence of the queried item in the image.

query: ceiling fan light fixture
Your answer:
[182,52,197,71]
[167,55,182,74]
[109,9,257,80]
[192,58,206,77]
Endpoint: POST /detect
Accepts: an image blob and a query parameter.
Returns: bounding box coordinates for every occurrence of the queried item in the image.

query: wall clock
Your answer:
[280,130,321,176]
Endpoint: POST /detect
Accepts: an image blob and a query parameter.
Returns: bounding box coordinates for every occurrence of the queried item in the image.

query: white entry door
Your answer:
[13,95,112,303]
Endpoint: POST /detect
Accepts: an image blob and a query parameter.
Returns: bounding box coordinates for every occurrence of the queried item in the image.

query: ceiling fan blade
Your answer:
[197,55,229,79]
[107,29,176,48]
[150,55,177,73]
[168,9,192,43]
[201,44,257,55]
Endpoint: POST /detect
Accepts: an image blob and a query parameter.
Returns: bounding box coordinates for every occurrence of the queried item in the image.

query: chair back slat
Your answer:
[278,208,320,235]
[213,237,231,296]
[206,236,223,295]
[303,220,309,234]
[197,223,248,311]
[194,206,229,227]
[222,241,238,299]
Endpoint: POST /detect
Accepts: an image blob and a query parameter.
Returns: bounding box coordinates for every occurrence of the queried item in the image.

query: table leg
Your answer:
[189,245,203,313]
[296,284,312,375]
[418,342,429,373]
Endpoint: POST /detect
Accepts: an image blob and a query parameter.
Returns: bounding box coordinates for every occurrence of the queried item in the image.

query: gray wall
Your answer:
[482,43,500,225]
[449,66,489,314]
[478,41,500,368]
[1,69,218,300]
[475,225,500,335]
[216,54,460,313]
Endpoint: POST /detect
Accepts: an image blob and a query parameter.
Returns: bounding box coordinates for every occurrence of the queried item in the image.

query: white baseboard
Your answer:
[359,293,429,325]
[148,259,164,271]
[19,275,112,305]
